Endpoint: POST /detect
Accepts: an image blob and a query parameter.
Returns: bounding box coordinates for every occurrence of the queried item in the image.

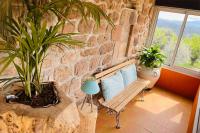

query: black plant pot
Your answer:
[5,82,60,108]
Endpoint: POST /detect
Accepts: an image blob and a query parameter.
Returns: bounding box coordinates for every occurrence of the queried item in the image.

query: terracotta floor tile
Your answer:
[96,87,193,133]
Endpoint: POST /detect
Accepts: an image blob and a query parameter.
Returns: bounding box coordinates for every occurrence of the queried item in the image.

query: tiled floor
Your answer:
[96,87,193,133]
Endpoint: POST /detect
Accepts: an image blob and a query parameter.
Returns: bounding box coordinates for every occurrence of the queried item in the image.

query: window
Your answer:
[174,15,200,72]
[150,7,200,76]
[152,11,185,65]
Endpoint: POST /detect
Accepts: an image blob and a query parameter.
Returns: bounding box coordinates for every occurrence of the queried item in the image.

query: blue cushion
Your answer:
[101,72,125,101]
[120,64,137,86]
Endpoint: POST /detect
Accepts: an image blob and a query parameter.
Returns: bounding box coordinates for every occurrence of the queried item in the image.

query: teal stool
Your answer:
[81,80,100,112]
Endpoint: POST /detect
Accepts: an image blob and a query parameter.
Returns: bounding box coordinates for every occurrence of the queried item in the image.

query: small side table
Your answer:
[78,104,98,133]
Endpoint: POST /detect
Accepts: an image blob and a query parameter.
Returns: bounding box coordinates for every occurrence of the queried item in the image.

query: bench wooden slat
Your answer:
[95,59,135,79]
[110,80,148,110]
[102,79,148,107]
[115,81,149,112]
[102,80,140,107]
[102,79,150,112]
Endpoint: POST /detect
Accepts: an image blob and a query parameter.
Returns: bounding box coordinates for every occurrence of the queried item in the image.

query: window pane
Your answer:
[152,11,185,65]
[174,15,200,72]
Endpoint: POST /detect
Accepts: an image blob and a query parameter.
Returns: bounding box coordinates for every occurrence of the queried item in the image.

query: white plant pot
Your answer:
[137,66,161,88]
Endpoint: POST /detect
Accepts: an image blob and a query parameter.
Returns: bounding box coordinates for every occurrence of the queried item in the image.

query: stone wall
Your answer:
[1,0,155,101]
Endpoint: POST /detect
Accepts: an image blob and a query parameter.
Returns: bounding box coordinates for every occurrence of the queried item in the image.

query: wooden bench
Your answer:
[94,59,150,129]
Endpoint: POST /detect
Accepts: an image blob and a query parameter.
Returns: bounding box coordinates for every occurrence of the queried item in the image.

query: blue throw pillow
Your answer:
[101,72,125,101]
[120,64,137,87]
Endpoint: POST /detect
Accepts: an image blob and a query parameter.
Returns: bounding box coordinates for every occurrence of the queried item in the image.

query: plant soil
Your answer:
[6,82,60,108]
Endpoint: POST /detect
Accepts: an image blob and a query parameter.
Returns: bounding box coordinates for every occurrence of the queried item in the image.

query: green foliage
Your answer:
[0,0,113,97]
[183,34,200,65]
[152,27,200,70]
[177,62,200,69]
[153,27,177,49]
[139,45,166,68]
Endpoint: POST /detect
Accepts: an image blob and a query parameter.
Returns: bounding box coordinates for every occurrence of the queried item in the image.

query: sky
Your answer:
[158,11,200,22]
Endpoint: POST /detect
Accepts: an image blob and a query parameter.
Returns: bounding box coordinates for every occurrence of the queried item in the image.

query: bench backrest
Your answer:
[94,59,136,83]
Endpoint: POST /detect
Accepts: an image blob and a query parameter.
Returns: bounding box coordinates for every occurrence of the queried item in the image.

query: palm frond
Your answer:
[0,0,113,97]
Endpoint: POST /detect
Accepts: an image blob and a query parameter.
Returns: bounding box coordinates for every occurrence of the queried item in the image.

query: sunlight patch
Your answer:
[135,93,179,114]
[170,112,183,124]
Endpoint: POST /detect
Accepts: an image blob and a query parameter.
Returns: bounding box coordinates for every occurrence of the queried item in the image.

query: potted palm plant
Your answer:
[0,0,113,108]
[138,45,166,88]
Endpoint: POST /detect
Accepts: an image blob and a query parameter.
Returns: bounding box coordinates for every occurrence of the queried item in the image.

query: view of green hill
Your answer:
[157,19,200,36]
[153,18,200,71]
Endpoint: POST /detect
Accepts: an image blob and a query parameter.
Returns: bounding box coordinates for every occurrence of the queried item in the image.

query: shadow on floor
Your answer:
[96,87,193,133]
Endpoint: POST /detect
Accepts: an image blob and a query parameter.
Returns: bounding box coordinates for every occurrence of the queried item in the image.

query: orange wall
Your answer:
[187,86,199,133]
[156,67,200,99]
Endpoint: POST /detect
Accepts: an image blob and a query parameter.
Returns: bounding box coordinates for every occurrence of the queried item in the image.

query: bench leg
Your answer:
[107,109,115,115]
[115,112,121,129]
[140,90,145,102]
[121,107,125,112]
[97,104,104,110]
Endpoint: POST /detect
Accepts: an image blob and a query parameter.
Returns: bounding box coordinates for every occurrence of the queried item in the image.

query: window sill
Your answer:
[163,65,200,79]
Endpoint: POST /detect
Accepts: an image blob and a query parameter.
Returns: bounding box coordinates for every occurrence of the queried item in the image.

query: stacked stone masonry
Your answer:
[1,0,155,102]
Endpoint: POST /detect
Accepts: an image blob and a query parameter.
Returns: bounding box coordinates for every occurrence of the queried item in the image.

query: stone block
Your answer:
[144,0,154,5]
[98,3,107,11]
[93,22,108,34]
[80,47,99,57]
[42,57,52,69]
[61,50,79,64]
[54,66,73,81]
[106,25,113,34]
[97,34,110,44]
[108,11,120,23]
[135,0,144,12]
[69,78,81,93]
[120,25,131,42]
[1,64,17,77]
[134,35,139,46]
[63,22,75,33]
[149,7,155,19]
[142,6,150,15]
[90,57,100,71]
[117,42,128,58]
[87,36,98,47]
[120,8,138,25]
[73,35,88,42]
[59,81,71,95]
[137,14,146,25]
[74,60,89,76]
[94,0,100,3]
[102,54,112,65]
[99,42,114,55]
[68,12,80,19]
[130,10,138,25]
[78,19,94,34]
[132,24,140,33]
[111,25,122,41]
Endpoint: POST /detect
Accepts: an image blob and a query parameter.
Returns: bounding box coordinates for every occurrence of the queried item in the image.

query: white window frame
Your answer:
[148,6,200,78]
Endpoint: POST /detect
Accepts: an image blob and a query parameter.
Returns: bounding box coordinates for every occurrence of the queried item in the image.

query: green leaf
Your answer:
[0,54,15,75]
[13,62,24,76]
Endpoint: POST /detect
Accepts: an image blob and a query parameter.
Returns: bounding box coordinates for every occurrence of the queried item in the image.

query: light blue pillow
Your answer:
[120,64,137,87]
[101,72,125,101]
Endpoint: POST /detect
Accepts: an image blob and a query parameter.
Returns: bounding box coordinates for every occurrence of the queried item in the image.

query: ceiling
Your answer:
[155,0,200,10]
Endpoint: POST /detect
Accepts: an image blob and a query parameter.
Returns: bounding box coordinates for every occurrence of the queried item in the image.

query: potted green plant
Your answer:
[0,0,113,108]
[138,45,166,88]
